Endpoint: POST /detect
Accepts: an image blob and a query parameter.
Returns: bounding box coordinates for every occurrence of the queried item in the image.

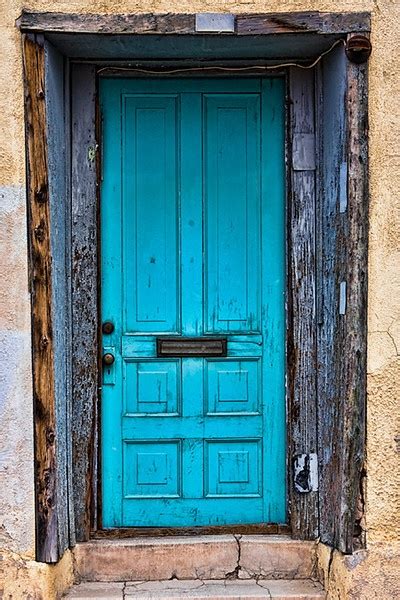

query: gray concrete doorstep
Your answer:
[64,582,125,599]
[65,579,325,599]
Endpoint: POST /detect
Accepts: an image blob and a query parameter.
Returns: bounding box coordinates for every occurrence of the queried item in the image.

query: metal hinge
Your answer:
[293,453,319,493]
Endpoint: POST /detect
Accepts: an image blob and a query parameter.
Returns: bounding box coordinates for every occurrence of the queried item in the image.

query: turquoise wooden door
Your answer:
[100,78,285,527]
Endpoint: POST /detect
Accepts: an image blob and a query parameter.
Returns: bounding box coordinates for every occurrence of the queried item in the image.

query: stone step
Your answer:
[65,579,325,599]
[73,536,317,582]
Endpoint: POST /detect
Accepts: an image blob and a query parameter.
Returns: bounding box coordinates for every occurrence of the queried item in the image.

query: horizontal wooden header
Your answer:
[17,11,371,36]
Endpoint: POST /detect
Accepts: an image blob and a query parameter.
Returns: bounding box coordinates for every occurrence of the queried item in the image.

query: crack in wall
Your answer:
[310,543,319,582]
[326,546,334,591]
[387,328,399,356]
[353,466,367,550]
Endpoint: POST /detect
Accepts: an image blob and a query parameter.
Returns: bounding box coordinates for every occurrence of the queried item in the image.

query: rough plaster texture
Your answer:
[317,542,400,600]
[0,0,399,598]
[0,547,74,599]
[0,185,35,557]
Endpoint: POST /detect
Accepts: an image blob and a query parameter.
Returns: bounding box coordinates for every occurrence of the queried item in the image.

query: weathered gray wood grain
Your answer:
[317,44,347,553]
[287,68,319,539]
[17,11,370,35]
[71,64,99,541]
[18,12,195,34]
[45,38,73,557]
[316,40,368,553]
[237,12,370,35]
[64,58,76,548]
[339,36,368,553]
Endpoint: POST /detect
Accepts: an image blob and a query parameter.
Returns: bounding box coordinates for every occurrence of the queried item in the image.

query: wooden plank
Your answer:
[316,44,347,554]
[17,10,370,35]
[316,39,368,554]
[154,13,195,33]
[320,12,370,34]
[18,11,195,34]
[44,38,71,555]
[287,68,319,540]
[234,12,369,35]
[71,64,99,540]
[237,12,321,35]
[338,35,368,553]
[64,56,77,548]
[23,33,59,563]
[93,524,291,539]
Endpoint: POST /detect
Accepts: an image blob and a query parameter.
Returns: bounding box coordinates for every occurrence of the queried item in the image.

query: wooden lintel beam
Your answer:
[237,12,371,35]
[17,11,371,36]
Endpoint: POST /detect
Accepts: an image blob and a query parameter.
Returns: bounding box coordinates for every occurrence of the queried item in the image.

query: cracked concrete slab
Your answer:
[73,536,319,583]
[65,579,325,599]
[74,536,239,581]
[125,580,205,591]
[238,537,317,580]
[64,582,125,598]
[124,579,271,598]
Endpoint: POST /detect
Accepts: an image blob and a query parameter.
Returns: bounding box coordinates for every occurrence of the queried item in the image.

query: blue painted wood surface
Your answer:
[100,78,285,527]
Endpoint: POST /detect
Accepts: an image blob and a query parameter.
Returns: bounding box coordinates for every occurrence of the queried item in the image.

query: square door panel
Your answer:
[124,360,180,415]
[124,441,181,498]
[205,440,261,497]
[206,359,260,414]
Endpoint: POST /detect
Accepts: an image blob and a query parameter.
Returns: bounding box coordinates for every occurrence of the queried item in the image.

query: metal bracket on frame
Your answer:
[293,453,319,493]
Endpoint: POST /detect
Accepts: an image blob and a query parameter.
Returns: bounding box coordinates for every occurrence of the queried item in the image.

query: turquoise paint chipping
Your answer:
[101,78,286,527]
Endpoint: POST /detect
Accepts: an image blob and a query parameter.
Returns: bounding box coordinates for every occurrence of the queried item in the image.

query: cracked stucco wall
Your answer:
[0,0,399,598]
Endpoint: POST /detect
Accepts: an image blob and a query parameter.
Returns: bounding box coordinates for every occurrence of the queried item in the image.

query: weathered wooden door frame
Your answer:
[20,11,369,562]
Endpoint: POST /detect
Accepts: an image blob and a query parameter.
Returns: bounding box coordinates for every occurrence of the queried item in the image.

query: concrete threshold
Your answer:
[64,579,325,599]
[73,535,318,582]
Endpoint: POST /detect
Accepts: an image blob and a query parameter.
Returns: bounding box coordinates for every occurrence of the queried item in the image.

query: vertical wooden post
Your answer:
[71,64,99,540]
[23,33,58,563]
[287,68,319,539]
[317,40,368,554]
[338,36,368,552]
[316,43,347,553]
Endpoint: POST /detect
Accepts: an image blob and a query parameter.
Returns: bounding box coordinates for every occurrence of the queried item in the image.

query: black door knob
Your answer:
[102,321,115,334]
[103,352,115,366]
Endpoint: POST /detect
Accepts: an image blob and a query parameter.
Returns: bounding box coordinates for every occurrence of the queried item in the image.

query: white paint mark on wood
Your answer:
[292,133,316,171]
[195,14,235,33]
[339,161,348,213]
[339,281,347,315]
[293,453,318,493]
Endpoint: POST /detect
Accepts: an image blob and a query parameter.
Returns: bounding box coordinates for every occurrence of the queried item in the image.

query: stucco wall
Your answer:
[0,0,399,598]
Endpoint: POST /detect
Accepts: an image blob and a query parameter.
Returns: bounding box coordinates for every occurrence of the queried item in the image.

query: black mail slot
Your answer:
[157,337,227,357]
